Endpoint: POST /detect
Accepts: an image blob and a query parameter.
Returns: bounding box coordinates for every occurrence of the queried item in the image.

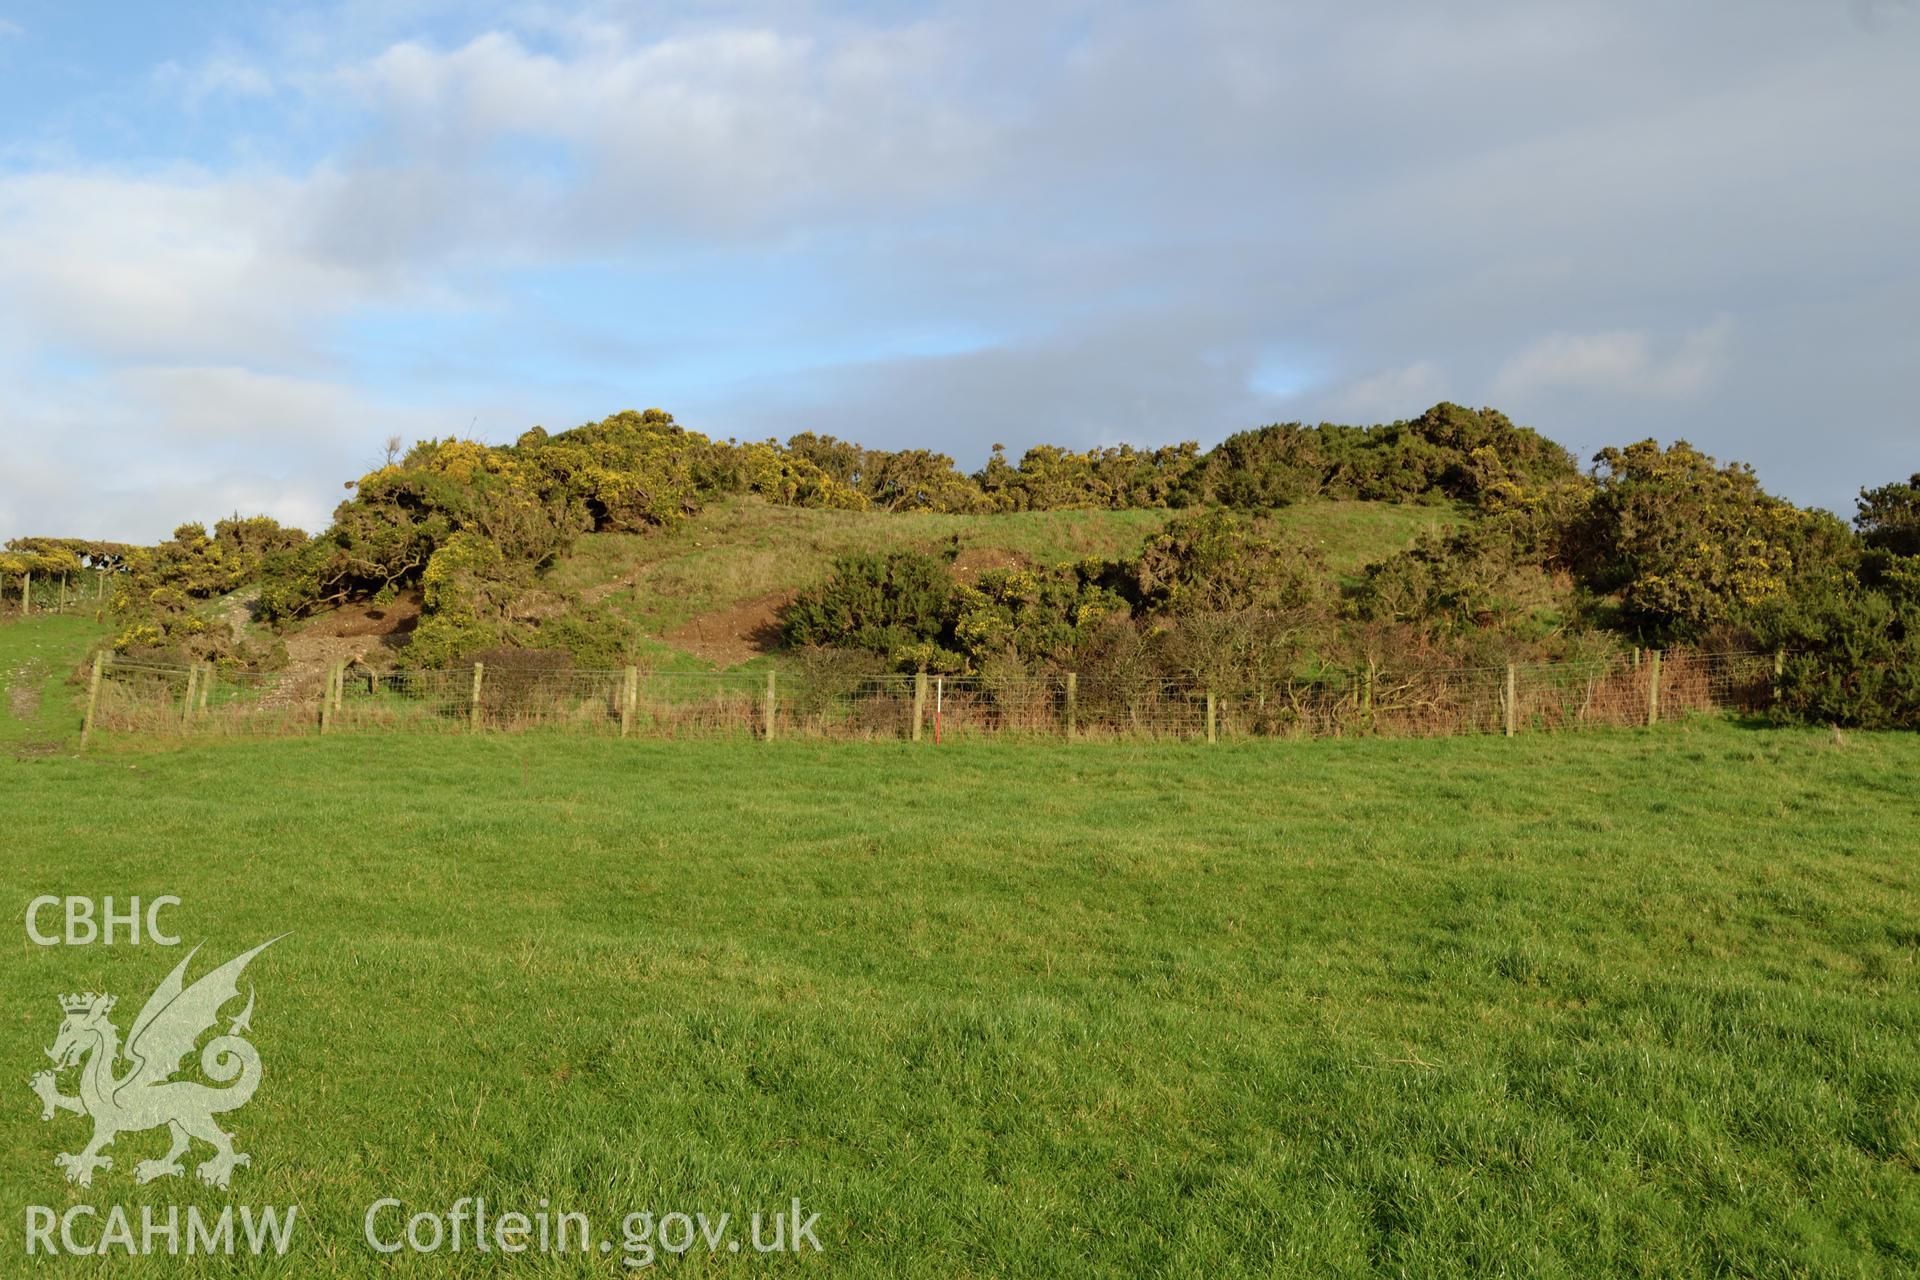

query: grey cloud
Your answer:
[3,0,1917,540]
[695,307,1283,464]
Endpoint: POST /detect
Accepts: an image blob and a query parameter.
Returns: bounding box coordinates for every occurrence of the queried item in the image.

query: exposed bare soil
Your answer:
[663,590,792,668]
[281,590,423,678]
[6,663,42,721]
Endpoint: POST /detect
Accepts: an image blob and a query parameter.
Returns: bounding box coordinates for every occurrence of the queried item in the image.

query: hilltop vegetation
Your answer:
[540,498,1456,670]
[8,403,1917,727]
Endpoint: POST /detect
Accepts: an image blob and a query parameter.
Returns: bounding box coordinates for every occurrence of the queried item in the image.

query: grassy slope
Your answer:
[0,613,105,753]
[2,724,1914,1276]
[548,497,1460,656]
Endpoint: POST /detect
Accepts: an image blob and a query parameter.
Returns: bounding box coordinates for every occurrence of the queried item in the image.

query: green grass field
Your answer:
[1,617,1916,1276]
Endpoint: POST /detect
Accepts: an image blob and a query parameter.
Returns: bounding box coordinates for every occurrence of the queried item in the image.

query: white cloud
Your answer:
[0,359,451,539]
[1,465,338,543]
[320,22,993,248]
[1493,318,1733,400]
[0,169,392,363]
[111,365,443,445]
[1326,361,1448,421]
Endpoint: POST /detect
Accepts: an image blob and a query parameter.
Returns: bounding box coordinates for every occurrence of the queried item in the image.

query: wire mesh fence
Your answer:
[82,649,1782,744]
[1,571,114,617]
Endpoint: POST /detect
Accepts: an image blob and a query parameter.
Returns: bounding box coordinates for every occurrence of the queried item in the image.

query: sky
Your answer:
[0,0,1914,542]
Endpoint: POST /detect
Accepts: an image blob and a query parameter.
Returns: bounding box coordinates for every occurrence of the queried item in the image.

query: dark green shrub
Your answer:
[1194,425,1326,508]
[1857,473,1920,558]
[1570,440,1847,642]
[1130,510,1328,617]
[950,565,1128,668]
[1749,557,1920,728]
[780,551,957,656]
[525,606,633,669]
[1354,523,1565,642]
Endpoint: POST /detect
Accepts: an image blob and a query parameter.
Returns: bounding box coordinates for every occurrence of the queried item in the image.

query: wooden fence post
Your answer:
[331,662,345,714]
[319,664,334,735]
[469,662,485,734]
[912,671,927,742]
[58,576,66,610]
[1064,672,1077,740]
[180,665,199,727]
[763,670,777,742]
[621,665,637,738]
[199,662,216,715]
[20,570,29,616]
[1205,690,1218,744]
[1646,650,1662,726]
[79,653,104,749]
[96,568,105,600]
[1504,663,1517,738]
[1772,648,1785,704]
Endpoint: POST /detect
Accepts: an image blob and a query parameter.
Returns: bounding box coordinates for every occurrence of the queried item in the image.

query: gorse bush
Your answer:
[945,564,1129,671]
[1130,510,1328,616]
[2,536,138,578]
[1192,403,1577,509]
[781,551,958,662]
[1569,440,1846,642]
[1354,523,1564,642]
[406,531,522,668]
[107,517,305,663]
[1856,473,1920,558]
[1751,573,1920,728]
[975,441,1204,511]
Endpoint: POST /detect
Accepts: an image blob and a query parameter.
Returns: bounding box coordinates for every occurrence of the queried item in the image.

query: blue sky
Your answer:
[1,0,1916,540]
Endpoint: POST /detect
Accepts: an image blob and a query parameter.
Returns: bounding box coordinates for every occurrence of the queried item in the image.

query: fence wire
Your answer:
[1,571,114,618]
[86,649,1781,743]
